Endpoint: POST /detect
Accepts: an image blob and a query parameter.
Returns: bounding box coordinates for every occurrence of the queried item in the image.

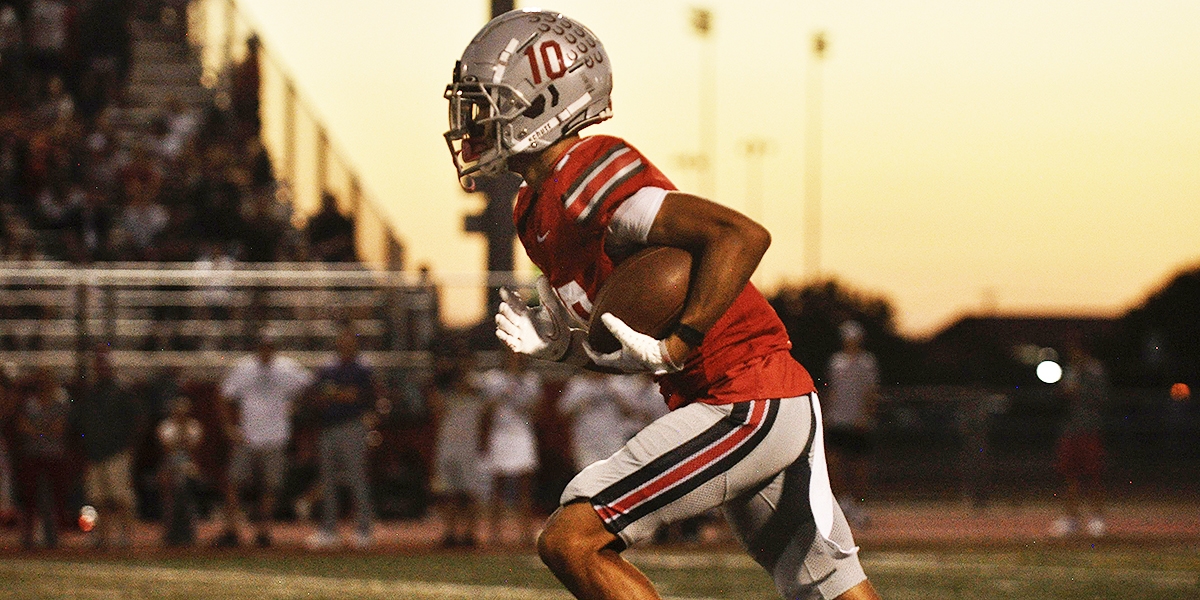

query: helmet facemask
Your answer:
[444,76,533,190]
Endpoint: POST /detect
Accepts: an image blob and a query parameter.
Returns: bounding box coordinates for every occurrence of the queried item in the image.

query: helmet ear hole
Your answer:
[522,94,547,119]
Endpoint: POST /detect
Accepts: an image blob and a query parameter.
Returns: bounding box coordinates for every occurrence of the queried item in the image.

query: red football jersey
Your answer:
[513,135,814,410]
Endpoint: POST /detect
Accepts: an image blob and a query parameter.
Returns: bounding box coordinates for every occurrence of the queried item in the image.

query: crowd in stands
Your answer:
[0,0,366,356]
[0,0,357,265]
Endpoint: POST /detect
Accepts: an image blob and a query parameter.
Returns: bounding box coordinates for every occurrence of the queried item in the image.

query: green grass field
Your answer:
[1,546,1197,599]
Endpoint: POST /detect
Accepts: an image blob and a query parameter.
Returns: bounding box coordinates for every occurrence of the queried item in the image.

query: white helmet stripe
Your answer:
[493,38,520,83]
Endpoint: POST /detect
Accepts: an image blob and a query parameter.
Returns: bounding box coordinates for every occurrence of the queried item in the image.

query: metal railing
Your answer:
[0,262,438,378]
[187,0,403,269]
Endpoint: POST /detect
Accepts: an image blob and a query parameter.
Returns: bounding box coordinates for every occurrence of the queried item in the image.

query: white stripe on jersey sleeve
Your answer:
[562,146,631,211]
[577,158,644,222]
[608,186,668,246]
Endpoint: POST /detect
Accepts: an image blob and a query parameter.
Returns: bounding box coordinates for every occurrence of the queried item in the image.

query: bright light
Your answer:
[78,505,98,532]
[1170,383,1191,401]
[1036,360,1063,384]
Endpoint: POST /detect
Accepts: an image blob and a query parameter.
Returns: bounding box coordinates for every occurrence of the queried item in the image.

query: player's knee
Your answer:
[536,517,577,571]
[537,504,608,572]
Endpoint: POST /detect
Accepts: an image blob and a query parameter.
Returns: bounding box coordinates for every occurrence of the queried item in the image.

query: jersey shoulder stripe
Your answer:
[577,155,645,223]
[562,141,630,211]
[559,139,645,223]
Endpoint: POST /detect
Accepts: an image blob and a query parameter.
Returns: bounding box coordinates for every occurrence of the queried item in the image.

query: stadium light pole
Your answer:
[690,7,716,198]
[464,0,522,320]
[803,31,827,281]
[743,138,771,287]
[742,138,771,224]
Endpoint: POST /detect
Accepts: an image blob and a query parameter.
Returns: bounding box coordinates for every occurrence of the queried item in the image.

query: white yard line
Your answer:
[0,560,724,600]
[624,550,1198,589]
[865,553,1199,588]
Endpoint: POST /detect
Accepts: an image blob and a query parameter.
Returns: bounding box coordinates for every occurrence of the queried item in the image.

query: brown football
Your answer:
[587,246,693,354]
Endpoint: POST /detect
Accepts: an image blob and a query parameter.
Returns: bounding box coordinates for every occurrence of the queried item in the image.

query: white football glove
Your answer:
[584,313,685,375]
[495,277,574,361]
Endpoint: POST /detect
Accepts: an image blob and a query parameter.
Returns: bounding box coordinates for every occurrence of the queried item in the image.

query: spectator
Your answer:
[31,74,72,127]
[1050,339,1109,538]
[76,0,131,117]
[0,365,18,526]
[611,374,669,441]
[306,191,355,263]
[156,395,203,547]
[69,343,145,550]
[557,370,645,473]
[303,322,378,550]
[0,5,25,109]
[475,351,540,547]
[230,34,261,134]
[239,187,287,262]
[245,134,273,191]
[115,183,168,259]
[14,367,71,549]
[62,186,114,262]
[822,320,880,529]
[428,342,487,548]
[213,328,313,548]
[192,241,235,349]
[24,0,72,90]
[33,176,81,231]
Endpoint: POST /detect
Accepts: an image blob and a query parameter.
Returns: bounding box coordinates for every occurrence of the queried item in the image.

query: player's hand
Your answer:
[584,313,684,375]
[495,277,572,361]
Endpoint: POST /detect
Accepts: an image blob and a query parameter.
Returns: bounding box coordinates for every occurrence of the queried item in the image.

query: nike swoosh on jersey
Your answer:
[537,231,549,242]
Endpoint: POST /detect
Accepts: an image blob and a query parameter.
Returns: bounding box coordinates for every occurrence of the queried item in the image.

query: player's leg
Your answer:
[541,399,790,599]
[110,450,137,547]
[83,460,107,546]
[724,461,874,599]
[538,501,660,600]
[216,444,252,545]
[255,444,286,546]
[344,421,374,541]
[722,393,876,600]
[315,427,339,538]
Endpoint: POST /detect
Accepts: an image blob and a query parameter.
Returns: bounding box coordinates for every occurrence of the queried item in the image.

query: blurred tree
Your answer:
[1112,264,1200,386]
[767,279,918,385]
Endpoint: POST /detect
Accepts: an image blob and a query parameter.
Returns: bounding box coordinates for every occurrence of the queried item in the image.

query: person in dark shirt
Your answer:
[14,367,71,549]
[304,322,378,549]
[69,343,145,549]
[306,191,356,263]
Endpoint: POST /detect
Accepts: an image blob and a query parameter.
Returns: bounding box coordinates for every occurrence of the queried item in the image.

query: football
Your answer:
[587,246,693,354]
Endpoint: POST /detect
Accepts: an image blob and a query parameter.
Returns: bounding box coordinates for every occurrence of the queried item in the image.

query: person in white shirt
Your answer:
[558,371,646,473]
[429,349,488,548]
[610,375,669,443]
[823,321,881,528]
[476,352,542,547]
[212,330,313,548]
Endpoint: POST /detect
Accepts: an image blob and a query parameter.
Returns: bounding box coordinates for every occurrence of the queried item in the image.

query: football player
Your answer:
[445,10,881,600]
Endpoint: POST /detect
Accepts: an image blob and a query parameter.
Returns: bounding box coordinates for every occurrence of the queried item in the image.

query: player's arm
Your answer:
[646,191,771,362]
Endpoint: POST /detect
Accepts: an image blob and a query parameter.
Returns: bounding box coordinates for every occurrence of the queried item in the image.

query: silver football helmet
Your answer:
[445,9,613,190]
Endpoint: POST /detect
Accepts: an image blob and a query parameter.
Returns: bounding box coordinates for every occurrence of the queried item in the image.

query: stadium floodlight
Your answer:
[1036,360,1062,384]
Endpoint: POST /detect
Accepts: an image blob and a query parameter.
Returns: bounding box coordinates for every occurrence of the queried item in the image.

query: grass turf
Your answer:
[0,545,1197,599]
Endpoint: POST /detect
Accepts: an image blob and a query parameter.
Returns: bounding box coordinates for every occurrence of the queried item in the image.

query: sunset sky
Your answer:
[233,0,1200,337]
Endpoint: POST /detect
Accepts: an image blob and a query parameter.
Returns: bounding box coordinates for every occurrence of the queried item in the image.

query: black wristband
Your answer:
[673,323,707,347]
